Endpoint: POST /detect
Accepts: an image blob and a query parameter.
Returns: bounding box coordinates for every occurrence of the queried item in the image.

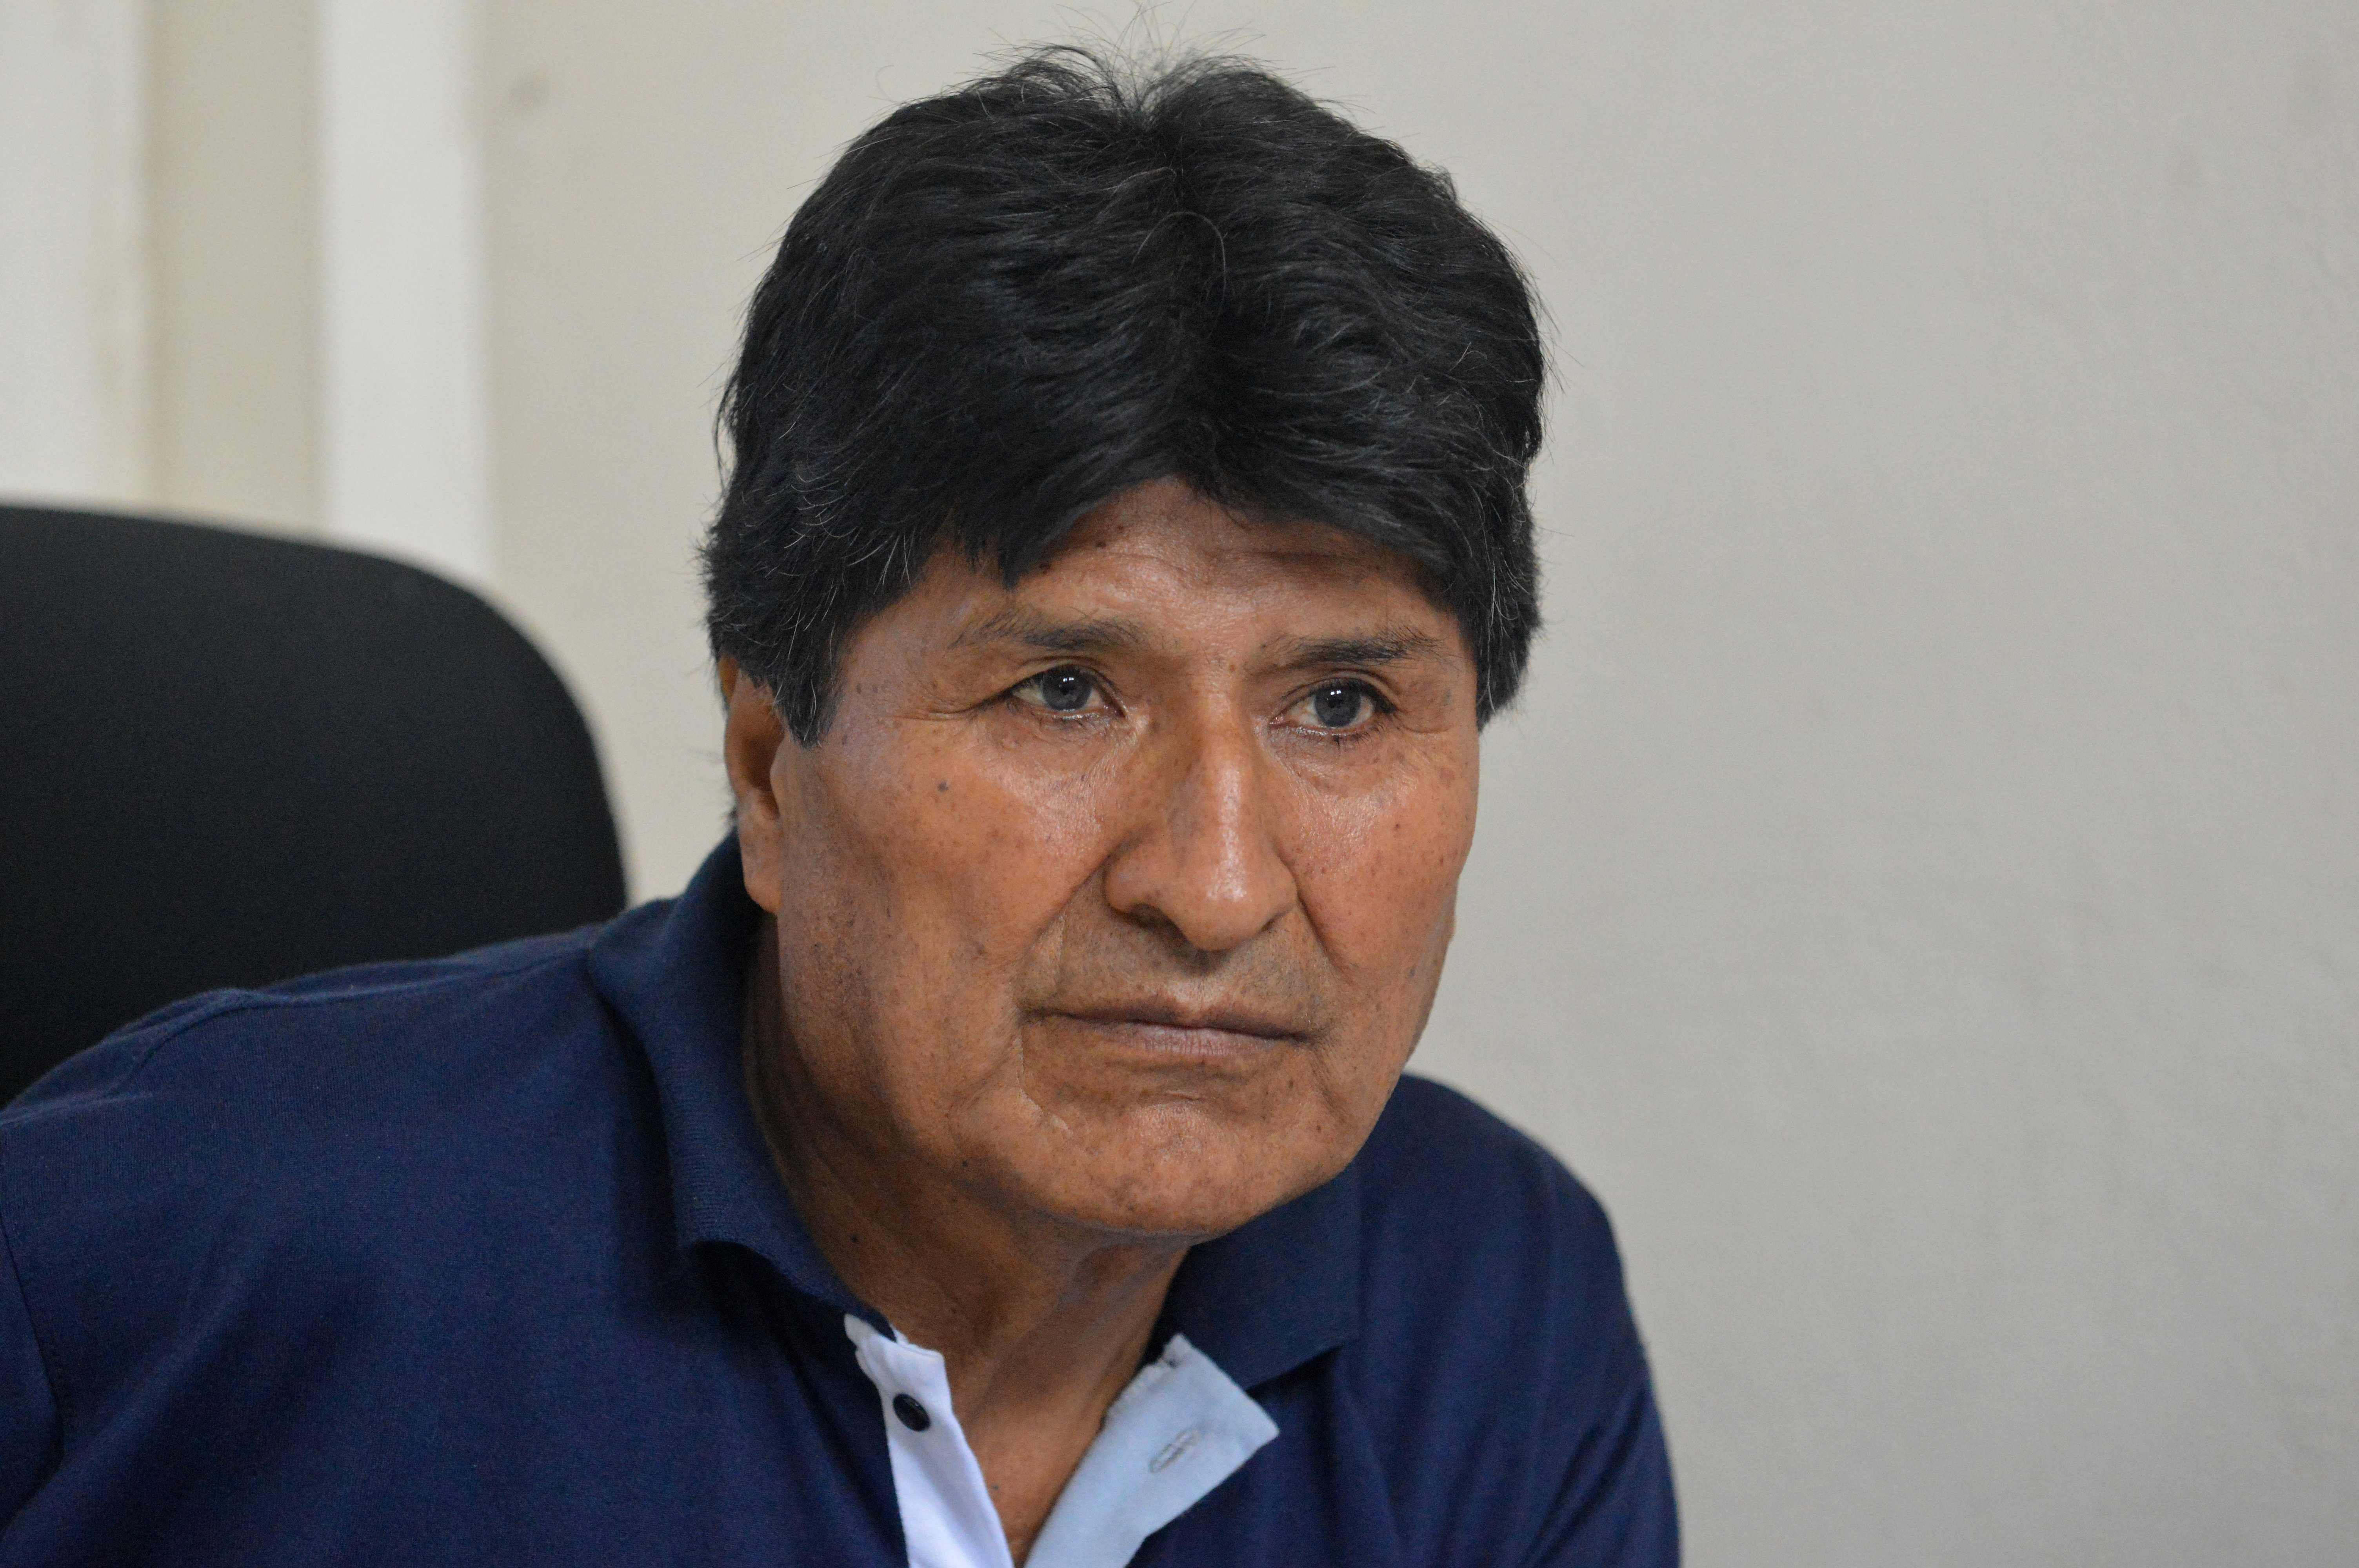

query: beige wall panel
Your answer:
[482,5,2359,1563]
[318,0,496,584]
[0,0,150,508]
[148,0,321,534]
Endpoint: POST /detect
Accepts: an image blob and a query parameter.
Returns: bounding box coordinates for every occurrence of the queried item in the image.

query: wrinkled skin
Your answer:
[731,477,1481,1244]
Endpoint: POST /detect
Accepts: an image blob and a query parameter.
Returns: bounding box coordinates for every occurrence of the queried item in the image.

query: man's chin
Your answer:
[1040,1191,1287,1245]
[1004,1121,1351,1244]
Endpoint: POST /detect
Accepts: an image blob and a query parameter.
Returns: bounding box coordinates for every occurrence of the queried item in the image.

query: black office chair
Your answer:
[1,503,629,1102]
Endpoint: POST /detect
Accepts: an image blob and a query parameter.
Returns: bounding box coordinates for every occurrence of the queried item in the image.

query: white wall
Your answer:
[148,0,320,532]
[8,4,2356,1563]
[318,0,494,584]
[0,0,149,507]
[1405,11,2359,1561]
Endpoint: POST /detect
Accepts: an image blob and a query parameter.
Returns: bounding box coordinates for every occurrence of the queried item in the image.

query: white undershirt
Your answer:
[843,1315,1279,1568]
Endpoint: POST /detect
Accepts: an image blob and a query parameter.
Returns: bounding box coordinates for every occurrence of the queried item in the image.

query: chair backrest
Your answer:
[1,504,628,1102]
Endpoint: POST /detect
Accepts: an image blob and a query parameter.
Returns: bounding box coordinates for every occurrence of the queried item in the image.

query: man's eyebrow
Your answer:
[1270,628,1449,671]
[950,605,1146,654]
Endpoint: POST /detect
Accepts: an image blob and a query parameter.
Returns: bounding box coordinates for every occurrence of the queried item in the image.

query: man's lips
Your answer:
[1036,1000,1311,1054]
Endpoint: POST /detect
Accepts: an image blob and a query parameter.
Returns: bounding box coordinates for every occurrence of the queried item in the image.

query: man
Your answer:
[0,48,1675,1566]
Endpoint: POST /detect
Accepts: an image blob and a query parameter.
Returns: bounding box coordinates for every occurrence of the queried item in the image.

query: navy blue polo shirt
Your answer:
[0,840,1676,1565]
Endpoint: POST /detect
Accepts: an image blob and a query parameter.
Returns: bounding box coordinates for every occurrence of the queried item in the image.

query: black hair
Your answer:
[703,46,1545,743]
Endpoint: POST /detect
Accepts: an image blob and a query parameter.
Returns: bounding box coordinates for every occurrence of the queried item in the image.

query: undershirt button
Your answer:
[892,1393,932,1432]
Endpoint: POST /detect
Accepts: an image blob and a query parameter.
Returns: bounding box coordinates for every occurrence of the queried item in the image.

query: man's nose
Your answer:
[1101,709,1298,954]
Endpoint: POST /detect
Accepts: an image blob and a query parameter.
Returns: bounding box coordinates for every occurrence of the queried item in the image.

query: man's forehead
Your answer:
[999,482,1441,615]
[959,535,1452,657]
[1042,481,1395,575]
[882,479,1468,671]
[948,596,1448,665]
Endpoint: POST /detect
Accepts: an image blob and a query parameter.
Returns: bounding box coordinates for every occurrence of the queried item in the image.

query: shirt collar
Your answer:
[1159,1161,1361,1390]
[585,836,876,1324]
[588,836,1363,1387]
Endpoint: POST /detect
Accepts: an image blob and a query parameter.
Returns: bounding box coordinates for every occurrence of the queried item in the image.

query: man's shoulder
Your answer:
[1358,1073,1623,1269]
[1296,1075,1667,1559]
[4,927,609,1130]
[0,925,634,1275]
[1345,1071,1646,1398]
[0,927,656,1426]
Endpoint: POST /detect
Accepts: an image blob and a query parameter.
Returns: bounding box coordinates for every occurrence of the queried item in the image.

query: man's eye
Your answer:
[1300,681,1376,731]
[1015,667,1100,713]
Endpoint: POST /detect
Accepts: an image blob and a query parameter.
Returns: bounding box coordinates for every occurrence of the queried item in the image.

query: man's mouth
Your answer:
[1036,1000,1310,1058]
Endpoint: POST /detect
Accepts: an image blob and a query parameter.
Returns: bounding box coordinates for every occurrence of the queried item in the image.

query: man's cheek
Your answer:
[1319,842,1459,979]
[922,751,1115,862]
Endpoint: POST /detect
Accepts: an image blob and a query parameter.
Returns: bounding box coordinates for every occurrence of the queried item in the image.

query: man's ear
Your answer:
[719,657,791,915]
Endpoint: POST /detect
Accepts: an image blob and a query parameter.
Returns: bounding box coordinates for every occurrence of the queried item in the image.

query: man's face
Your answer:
[729,477,1481,1239]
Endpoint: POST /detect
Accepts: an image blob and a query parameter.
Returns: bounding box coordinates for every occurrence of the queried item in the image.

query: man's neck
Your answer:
[740,927,1188,1559]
